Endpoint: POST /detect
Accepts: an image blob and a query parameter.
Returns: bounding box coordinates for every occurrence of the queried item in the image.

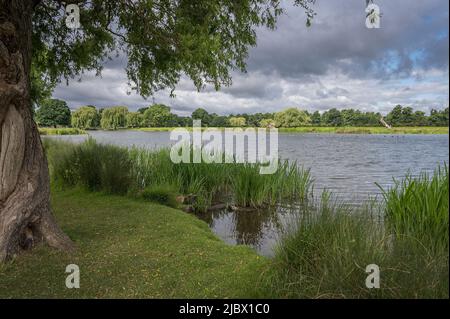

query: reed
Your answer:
[377,165,449,252]
[39,127,86,135]
[257,190,449,298]
[44,139,312,211]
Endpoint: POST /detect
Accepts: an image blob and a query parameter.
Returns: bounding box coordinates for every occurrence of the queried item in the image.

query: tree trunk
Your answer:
[0,0,74,262]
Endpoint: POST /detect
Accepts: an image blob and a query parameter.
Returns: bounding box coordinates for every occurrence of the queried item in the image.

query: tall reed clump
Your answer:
[256,193,387,298]
[257,170,449,298]
[378,165,449,252]
[231,160,312,208]
[45,138,132,194]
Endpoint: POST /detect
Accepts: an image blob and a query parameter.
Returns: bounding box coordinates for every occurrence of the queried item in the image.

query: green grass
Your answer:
[256,192,449,299]
[39,127,87,135]
[44,139,312,212]
[0,189,266,298]
[133,126,449,134]
[378,166,449,253]
[142,184,179,208]
[279,126,449,134]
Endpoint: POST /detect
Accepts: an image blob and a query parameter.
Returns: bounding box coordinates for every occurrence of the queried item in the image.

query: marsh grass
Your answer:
[45,138,131,194]
[39,127,86,135]
[258,176,449,298]
[44,139,312,211]
[377,166,449,252]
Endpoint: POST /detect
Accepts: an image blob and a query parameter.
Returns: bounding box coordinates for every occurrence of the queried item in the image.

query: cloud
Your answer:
[53,0,449,115]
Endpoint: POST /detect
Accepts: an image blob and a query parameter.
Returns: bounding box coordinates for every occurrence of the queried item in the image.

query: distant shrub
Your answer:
[36,98,71,127]
[229,117,246,127]
[72,106,100,129]
[100,106,129,130]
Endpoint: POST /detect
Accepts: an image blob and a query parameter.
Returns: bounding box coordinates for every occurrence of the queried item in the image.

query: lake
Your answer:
[46,130,449,256]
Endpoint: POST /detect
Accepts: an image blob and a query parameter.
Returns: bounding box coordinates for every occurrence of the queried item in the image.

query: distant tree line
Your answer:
[35,99,449,129]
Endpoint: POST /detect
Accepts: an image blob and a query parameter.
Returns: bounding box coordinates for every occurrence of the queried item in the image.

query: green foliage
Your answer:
[142,184,179,208]
[378,166,449,253]
[321,108,342,126]
[126,112,144,128]
[45,140,312,212]
[71,106,100,129]
[32,0,316,98]
[44,139,131,194]
[259,118,275,128]
[258,191,449,298]
[35,98,71,127]
[191,108,211,126]
[210,115,229,127]
[143,104,174,127]
[232,161,312,208]
[30,61,56,107]
[384,105,449,127]
[39,127,85,135]
[100,106,129,130]
[310,111,321,125]
[429,108,449,126]
[274,108,311,127]
[229,117,246,127]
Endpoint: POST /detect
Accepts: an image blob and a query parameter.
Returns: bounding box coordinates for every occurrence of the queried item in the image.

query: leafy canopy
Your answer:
[32,0,314,98]
[274,107,311,127]
[143,104,174,127]
[35,98,71,127]
[100,106,128,129]
[72,105,100,129]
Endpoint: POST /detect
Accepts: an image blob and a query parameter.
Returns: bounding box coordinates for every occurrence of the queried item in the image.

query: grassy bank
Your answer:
[39,127,87,135]
[280,126,449,134]
[134,126,449,134]
[0,189,265,298]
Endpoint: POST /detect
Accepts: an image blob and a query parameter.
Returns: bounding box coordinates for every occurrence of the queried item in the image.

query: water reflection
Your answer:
[194,205,300,256]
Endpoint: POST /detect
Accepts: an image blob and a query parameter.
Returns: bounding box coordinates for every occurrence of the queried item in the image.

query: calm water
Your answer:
[46,130,449,256]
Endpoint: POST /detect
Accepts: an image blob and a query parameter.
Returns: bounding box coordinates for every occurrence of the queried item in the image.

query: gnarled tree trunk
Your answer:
[0,0,74,262]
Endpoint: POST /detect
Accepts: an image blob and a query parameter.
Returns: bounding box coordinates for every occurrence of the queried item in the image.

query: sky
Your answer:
[53,0,449,116]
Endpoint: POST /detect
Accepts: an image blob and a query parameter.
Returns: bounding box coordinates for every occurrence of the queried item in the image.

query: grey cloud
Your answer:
[247,0,449,79]
[52,0,449,115]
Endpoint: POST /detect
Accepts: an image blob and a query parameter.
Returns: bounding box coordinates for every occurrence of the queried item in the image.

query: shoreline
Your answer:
[38,126,449,135]
[134,126,449,135]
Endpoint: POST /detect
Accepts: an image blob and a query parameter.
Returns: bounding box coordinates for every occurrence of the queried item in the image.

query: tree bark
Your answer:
[0,0,74,261]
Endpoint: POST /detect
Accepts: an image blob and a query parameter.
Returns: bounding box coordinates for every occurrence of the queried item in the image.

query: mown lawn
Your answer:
[0,189,266,298]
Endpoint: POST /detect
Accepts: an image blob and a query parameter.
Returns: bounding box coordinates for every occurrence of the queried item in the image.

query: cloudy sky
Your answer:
[53,0,449,116]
